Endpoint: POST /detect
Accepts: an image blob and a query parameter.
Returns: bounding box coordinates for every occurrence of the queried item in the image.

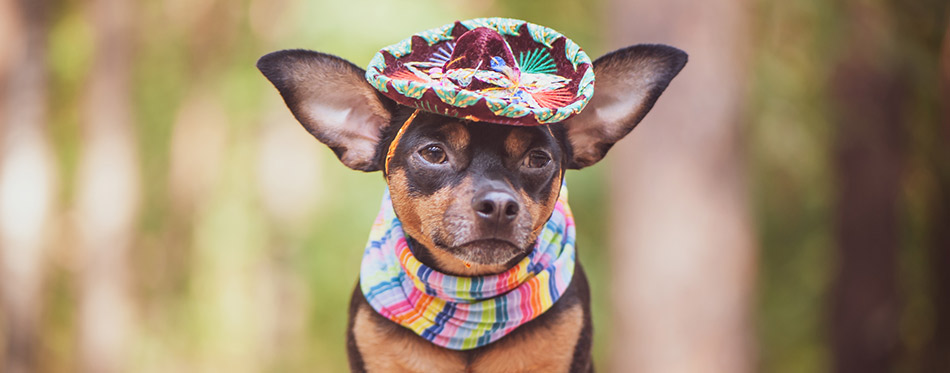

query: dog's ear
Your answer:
[563,44,687,169]
[257,50,393,172]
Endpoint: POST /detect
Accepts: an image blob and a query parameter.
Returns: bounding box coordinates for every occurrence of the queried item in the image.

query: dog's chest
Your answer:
[352,302,584,373]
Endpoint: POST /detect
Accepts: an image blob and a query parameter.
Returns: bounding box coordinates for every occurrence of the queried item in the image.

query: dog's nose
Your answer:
[472,191,519,223]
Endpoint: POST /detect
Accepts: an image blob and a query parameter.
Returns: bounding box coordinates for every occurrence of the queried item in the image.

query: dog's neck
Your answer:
[404,235,532,277]
[359,186,577,349]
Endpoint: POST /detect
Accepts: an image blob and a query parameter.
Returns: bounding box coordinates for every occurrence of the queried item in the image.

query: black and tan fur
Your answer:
[258,43,686,372]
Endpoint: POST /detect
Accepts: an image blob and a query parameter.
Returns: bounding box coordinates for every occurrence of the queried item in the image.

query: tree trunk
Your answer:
[829,3,903,373]
[0,0,55,372]
[925,19,950,373]
[76,0,139,371]
[604,0,756,372]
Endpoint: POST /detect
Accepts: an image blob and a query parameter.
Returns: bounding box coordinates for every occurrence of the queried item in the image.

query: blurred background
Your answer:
[0,0,947,372]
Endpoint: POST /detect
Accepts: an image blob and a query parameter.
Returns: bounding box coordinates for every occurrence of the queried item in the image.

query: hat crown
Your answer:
[442,27,520,92]
[445,27,517,73]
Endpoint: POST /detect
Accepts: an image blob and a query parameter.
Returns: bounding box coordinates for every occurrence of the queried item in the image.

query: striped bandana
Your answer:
[360,184,576,350]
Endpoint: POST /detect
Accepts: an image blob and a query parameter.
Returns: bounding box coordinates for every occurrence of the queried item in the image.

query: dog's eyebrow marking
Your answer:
[504,128,533,157]
[440,121,470,151]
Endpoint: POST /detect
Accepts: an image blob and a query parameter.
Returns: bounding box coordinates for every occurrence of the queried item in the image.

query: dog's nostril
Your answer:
[476,200,495,216]
[504,202,518,218]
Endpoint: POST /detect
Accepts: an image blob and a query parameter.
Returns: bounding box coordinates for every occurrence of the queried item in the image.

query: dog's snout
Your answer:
[473,191,519,222]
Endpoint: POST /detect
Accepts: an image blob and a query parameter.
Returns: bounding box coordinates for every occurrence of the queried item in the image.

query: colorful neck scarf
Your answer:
[360,184,576,350]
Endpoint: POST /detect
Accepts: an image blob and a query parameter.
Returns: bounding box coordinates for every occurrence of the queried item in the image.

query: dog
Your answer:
[258,18,685,373]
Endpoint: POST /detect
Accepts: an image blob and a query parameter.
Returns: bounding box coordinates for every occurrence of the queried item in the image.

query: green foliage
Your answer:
[748,0,838,371]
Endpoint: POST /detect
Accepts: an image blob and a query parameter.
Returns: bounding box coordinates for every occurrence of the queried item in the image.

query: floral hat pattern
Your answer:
[365,18,595,126]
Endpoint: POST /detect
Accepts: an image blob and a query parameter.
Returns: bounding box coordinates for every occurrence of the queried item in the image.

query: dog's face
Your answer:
[258,45,686,275]
[385,113,564,273]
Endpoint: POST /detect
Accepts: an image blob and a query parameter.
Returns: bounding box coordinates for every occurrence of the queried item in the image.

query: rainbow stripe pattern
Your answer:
[360,184,576,350]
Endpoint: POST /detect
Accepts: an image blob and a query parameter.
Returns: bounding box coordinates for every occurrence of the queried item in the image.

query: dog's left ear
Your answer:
[563,44,687,169]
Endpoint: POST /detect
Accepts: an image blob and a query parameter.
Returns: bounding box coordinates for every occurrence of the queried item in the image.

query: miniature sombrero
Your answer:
[365,18,594,126]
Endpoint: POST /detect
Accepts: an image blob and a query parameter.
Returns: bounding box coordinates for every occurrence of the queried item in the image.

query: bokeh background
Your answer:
[1,0,948,372]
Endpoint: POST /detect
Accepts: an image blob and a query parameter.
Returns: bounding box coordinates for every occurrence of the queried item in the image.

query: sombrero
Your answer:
[365,18,594,126]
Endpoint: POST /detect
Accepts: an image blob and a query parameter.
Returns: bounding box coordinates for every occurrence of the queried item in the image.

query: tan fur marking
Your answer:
[354,303,584,372]
[353,306,466,372]
[441,121,470,153]
[472,303,585,372]
[521,174,562,239]
[389,172,510,276]
[388,170,425,242]
[504,128,532,157]
[388,169,453,252]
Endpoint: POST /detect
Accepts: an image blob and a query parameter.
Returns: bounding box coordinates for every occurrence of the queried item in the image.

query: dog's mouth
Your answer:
[446,238,525,266]
[460,238,519,250]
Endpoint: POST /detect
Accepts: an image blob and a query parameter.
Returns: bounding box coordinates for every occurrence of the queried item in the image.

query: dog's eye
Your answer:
[419,144,447,164]
[524,150,551,169]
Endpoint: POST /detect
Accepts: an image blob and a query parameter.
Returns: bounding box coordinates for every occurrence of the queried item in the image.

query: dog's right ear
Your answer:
[257,50,393,172]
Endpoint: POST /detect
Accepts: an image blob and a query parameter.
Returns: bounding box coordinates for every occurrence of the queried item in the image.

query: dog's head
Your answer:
[258,45,685,275]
